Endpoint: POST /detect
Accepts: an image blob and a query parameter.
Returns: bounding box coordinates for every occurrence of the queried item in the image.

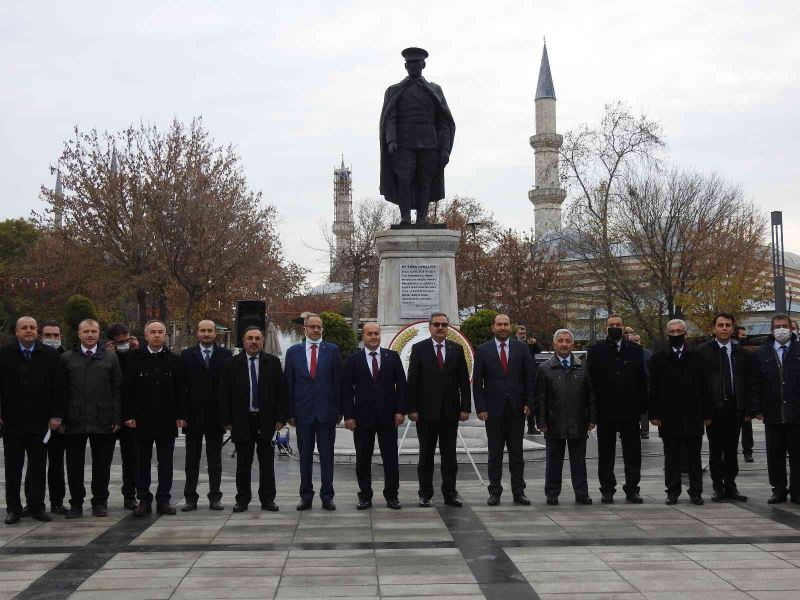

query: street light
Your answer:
[467,221,483,313]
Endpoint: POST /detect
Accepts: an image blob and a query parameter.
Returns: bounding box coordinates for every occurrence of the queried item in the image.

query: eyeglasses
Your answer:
[431,323,449,328]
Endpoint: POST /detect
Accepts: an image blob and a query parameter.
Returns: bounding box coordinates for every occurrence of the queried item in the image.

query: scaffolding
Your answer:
[331,156,354,282]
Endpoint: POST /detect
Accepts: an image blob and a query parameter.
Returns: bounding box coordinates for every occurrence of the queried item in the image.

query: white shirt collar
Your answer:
[306,339,321,348]
[200,343,214,354]
[774,340,791,351]
[81,345,98,354]
[147,346,163,353]
[716,340,732,351]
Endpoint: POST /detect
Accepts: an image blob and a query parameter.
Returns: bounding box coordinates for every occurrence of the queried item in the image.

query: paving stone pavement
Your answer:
[3,423,800,599]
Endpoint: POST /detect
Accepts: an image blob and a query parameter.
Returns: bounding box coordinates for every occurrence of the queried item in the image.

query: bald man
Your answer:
[180,319,232,511]
[0,317,65,524]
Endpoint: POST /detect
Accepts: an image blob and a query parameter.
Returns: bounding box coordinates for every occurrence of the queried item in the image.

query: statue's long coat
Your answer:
[379,77,456,209]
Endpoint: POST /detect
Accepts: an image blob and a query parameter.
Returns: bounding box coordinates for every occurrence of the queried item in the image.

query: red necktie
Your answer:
[436,344,444,370]
[500,342,508,375]
[370,351,379,383]
[310,344,318,379]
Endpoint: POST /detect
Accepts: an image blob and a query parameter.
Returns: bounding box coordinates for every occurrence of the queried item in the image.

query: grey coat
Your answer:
[61,346,123,434]
[535,354,597,440]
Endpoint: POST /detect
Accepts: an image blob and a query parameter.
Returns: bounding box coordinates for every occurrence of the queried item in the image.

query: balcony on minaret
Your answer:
[528,187,567,204]
[529,133,563,150]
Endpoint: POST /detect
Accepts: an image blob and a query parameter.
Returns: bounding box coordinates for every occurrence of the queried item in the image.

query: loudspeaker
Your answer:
[235,300,266,348]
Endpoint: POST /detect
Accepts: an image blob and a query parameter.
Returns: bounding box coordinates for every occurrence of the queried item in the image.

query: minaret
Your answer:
[110,146,119,174]
[331,156,354,283]
[529,42,566,241]
[53,170,64,230]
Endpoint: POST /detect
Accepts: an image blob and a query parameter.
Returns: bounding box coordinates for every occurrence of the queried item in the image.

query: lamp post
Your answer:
[467,221,483,314]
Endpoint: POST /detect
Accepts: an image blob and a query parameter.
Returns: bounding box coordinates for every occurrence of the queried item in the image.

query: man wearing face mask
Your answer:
[586,315,648,504]
[105,323,140,509]
[751,314,800,504]
[649,319,712,505]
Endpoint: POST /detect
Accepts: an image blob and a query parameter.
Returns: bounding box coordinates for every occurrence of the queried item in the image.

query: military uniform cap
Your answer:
[401,47,429,60]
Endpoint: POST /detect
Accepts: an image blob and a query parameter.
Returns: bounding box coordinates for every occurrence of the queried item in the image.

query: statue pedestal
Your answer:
[375,228,461,344]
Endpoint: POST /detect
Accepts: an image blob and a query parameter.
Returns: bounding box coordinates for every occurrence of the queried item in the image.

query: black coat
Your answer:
[0,341,65,435]
[343,348,407,426]
[122,348,186,440]
[535,354,596,439]
[472,338,535,418]
[696,340,754,416]
[407,338,471,421]
[180,344,232,434]
[61,346,123,434]
[648,346,712,437]
[218,351,288,443]
[750,337,800,425]
[586,339,648,423]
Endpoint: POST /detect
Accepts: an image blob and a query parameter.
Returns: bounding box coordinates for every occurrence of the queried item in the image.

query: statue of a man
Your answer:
[379,47,455,226]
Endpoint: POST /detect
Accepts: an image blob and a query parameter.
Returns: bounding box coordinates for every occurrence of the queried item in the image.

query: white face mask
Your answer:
[774,327,791,344]
[42,339,62,349]
[115,343,130,353]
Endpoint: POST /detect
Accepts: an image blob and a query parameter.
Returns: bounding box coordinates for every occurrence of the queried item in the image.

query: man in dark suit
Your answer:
[734,325,755,462]
[0,316,65,524]
[407,312,471,507]
[343,322,407,510]
[586,314,648,504]
[123,320,186,517]
[285,313,343,511]
[219,326,287,512]
[474,314,535,505]
[697,312,754,502]
[180,319,232,512]
[649,319,713,505]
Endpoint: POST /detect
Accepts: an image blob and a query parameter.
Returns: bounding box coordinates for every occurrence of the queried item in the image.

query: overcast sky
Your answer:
[2,0,799,286]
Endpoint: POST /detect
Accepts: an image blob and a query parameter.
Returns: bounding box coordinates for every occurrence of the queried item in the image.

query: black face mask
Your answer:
[668,334,685,348]
[607,327,623,342]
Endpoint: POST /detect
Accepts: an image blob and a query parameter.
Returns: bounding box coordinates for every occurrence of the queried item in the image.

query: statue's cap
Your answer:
[401,47,428,61]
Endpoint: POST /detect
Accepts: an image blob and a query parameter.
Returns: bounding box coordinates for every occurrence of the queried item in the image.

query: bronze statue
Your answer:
[379,48,455,226]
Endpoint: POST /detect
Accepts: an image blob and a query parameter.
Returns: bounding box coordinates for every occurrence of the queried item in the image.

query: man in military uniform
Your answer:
[379,47,455,225]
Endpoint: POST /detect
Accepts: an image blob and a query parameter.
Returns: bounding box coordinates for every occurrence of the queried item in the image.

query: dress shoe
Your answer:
[357,499,373,510]
[546,497,559,506]
[123,498,138,510]
[20,507,31,518]
[768,493,788,504]
[601,494,614,504]
[666,495,678,505]
[209,500,224,511]
[726,489,748,502]
[181,503,197,512]
[92,505,108,517]
[640,432,650,439]
[575,496,593,505]
[444,496,463,507]
[261,502,279,512]
[4,513,21,525]
[690,496,704,505]
[322,500,336,511]
[625,493,643,504]
[133,503,152,517]
[711,490,726,502]
[32,511,52,522]
[513,495,531,506]
[65,506,83,519]
[157,504,176,515]
[743,452,754,463]
[528,427,542,435]
[296,500,313,511]
[487,495,501,506]
[232,503,248,513]
[386,498,402,510]
[51,504,69,516]
[418,497,432,507]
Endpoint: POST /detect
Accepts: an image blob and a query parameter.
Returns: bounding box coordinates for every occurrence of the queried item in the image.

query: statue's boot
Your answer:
[415,198,430,226]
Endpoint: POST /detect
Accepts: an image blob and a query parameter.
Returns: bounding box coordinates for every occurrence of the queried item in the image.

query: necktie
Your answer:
[203,349,211,368]
[676,349,682,360]
[562,358,569,370]
[720,346,734,398]
[370,351,379,383]
[499,342,508,375]
[23,349,31,361]
[85,350,93,357]
[249,356,260,409]
[780,346,787,364]
[436,344,444,370]
[310,344,318,379]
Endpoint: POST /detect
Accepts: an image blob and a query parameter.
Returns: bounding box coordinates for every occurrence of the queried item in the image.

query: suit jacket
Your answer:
[472,338,535,418]
[122,348,186,440]
[696,340,754,416]
[0,341,65,435]
[586,339,648,423]
[343,348,407,426]
[648,346,712,437]
[407,338,471,421]
[218,351,288,442]
[284,340,343,425]
[180,344,232,434]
